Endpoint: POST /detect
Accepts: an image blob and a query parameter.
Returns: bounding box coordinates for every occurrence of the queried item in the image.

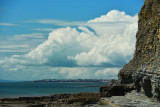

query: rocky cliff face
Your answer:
[118,0,160,84]
[118,0,160,99]
[100,0,160,100]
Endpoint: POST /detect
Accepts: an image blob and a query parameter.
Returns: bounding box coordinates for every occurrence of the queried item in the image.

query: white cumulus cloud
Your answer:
[0,10,138,77]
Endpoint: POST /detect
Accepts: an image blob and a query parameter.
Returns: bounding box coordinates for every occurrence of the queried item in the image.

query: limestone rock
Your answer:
[118,0,160,100]
[118,0,160,84]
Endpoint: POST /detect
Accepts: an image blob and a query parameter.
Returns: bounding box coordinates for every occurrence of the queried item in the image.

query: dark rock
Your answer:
[0,93,100,107]
[27,104,45,107]
[142,76,152,97]
[132,69,160,99]
[107,79,118,86]
[100,85,134,97]
[67,93,100,105]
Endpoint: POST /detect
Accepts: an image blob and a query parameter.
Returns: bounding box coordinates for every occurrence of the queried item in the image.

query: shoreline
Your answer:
[1,91,160,107]
[0,92,101,107]
[0,91,100,99]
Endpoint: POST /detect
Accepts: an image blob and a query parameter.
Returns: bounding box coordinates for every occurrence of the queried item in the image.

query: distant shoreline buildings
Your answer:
[33,79,110,83]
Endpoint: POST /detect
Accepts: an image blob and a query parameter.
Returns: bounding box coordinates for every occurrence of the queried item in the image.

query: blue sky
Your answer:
[0,0,145,80]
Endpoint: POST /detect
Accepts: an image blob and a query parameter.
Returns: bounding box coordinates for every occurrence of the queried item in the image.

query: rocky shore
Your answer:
[1,91,160,107]
[0,93,100,107]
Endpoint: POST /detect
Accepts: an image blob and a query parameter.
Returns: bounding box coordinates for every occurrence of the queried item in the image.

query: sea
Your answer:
[0,82,106,98]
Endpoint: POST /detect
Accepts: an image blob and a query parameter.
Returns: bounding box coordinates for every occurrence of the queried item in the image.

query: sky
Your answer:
[0,0,145,81]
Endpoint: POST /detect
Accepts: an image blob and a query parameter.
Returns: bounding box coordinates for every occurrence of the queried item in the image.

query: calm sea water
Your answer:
[0,82,106,98]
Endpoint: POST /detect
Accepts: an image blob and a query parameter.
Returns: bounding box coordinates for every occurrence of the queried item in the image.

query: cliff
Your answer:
[119,0,160,84]
[101,0,160,100]
[118,0,160,99]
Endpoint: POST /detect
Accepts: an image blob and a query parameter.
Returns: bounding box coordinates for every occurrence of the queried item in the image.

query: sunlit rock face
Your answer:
[117,0,160,99]
[118,0,160,84]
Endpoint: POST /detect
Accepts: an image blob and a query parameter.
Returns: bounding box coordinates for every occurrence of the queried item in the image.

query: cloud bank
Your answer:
[0,10,138,79]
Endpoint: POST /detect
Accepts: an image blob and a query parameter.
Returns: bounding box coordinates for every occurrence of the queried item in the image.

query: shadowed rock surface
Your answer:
[100,84,134,97]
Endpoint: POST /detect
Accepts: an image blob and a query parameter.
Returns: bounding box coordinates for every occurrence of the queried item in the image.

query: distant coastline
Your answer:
[0,79,110,83]
[33,79,110,83]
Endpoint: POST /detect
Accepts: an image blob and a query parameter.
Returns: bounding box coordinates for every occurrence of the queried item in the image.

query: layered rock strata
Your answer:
[101,0,160,100]
[119,0,160,84]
